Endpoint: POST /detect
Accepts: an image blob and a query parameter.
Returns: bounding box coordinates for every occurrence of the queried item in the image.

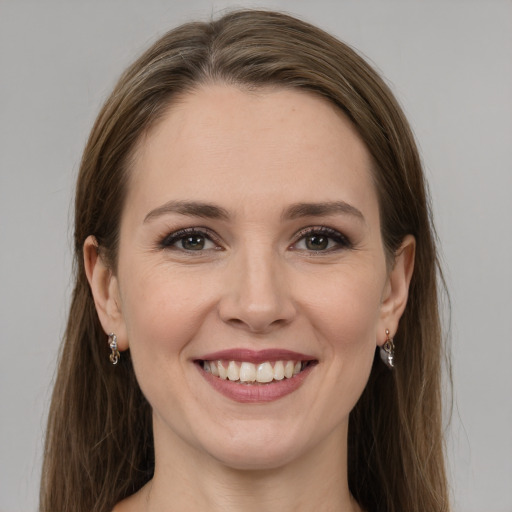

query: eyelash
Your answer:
[159,227,222,252]
[158,226,352,253]
[291,226,352,253]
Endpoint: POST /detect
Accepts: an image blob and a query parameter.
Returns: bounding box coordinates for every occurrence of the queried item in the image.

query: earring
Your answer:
[380,329,395,369]
[108,333,120,365]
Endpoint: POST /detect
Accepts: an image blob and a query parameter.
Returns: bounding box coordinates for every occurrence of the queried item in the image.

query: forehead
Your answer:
[126,84,377,219]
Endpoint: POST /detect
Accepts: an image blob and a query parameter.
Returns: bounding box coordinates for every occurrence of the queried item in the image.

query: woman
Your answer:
[40,9,449,512]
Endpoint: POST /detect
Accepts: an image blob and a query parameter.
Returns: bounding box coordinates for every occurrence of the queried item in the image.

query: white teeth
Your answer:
[217,361,228,380]
[227,361,240,381]
[284,360,294,378]
[204,359,311,383]
[273,360,285,380]
[257,362,274,383]
[239,362,256,382]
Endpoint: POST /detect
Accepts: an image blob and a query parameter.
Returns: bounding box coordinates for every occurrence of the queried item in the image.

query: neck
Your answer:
[118,417,361,512]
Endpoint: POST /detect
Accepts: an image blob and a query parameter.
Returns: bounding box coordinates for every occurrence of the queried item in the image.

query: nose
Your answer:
[218,245,296,334]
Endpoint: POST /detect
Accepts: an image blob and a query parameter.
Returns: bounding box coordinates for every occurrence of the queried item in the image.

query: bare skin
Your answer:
[86,85,414,512]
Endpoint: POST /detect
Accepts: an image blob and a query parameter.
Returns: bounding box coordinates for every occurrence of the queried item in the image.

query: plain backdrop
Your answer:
[1,1,511,511]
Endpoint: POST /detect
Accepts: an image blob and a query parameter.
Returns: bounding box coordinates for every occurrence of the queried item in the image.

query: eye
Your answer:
[292,227,351,252]
[160,228,220,252]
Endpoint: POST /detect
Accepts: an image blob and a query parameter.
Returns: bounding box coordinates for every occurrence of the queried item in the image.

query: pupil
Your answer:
[306,235,328,250]
[182,235,205,250]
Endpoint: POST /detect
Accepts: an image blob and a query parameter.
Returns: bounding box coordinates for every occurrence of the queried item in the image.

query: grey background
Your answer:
[1,1,511,511]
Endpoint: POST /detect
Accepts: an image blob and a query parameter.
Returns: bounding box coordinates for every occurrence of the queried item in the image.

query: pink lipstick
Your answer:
[195,349,317,403]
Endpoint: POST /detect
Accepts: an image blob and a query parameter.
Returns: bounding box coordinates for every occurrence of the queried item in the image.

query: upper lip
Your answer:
[197,348,316,364]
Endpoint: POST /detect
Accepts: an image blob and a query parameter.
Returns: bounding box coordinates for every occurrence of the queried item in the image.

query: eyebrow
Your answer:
[282,201,365,222]
[143,200,230,223]
[143,199,365,224]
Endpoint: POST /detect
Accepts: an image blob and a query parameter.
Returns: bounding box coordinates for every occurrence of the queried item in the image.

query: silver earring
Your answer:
[108,333,120,365]
[380,329,395,369]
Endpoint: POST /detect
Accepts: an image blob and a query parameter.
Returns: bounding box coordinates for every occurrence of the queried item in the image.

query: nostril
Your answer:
[227,318,245,327]
[223,315,291,334]
[217,281,297,333]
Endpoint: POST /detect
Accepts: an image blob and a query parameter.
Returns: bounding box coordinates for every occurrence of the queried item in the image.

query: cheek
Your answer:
[299,263,385,349]
[116,265,218,431]
[318,277,383,403]
[118,264,213,367]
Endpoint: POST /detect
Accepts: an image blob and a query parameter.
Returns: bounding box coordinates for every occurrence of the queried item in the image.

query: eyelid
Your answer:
[159,227,223,250]
[290,225,352,251]
[157,225,351,252]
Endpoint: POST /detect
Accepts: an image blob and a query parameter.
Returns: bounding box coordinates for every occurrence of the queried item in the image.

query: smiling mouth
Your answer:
[198,359,318,384]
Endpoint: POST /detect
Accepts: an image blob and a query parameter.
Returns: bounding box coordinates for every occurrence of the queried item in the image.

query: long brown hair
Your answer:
[41,10,450,512]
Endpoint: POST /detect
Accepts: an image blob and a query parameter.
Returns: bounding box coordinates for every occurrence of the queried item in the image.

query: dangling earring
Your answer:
[108,333,120,365]
[380,329,395,369]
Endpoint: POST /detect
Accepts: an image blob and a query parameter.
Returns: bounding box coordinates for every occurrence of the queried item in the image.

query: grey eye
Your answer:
[161,229,219,251]
[181,235,207,250]
[304,234,329,250]
[292,227,351,252]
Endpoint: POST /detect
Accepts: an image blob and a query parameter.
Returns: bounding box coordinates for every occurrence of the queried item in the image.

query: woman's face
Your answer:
[91,85,412,470]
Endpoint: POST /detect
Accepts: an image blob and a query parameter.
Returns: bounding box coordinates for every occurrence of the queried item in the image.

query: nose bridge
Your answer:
[219,238,295,332]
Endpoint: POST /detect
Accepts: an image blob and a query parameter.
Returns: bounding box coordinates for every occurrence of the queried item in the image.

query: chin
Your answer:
[209,442,302,471]
[194,419,323,472]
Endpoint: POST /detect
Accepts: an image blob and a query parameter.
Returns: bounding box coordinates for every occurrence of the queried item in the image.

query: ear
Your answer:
[377,235,416,345]
[83,235,128,351]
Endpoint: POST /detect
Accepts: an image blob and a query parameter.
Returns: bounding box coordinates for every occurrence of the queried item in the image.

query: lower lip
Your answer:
[197,363,315,403]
